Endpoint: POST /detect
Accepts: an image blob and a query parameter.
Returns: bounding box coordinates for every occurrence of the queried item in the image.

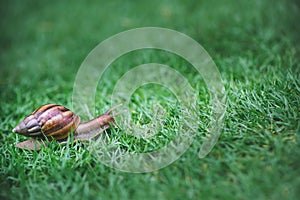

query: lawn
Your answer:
[1,0,300,199]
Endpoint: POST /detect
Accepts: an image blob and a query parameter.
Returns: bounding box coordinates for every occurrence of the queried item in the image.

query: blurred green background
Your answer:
[1,0,299,199]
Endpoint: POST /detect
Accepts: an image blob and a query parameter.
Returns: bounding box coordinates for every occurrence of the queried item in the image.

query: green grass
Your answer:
[1,0,300,199]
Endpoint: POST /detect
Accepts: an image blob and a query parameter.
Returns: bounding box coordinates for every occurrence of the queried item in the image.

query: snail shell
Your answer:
[13,104,80,141]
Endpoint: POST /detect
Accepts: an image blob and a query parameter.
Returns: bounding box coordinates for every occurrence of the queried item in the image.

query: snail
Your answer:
[12,104,124,150]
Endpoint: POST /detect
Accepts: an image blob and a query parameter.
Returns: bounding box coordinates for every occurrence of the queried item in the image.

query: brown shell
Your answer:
[12,104,80,141]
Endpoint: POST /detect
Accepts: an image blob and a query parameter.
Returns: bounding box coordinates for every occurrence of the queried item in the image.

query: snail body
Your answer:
[13,104,123,150]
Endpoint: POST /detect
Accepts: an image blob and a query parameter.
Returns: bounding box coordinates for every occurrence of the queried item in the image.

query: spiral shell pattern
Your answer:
[13,104,80,140]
